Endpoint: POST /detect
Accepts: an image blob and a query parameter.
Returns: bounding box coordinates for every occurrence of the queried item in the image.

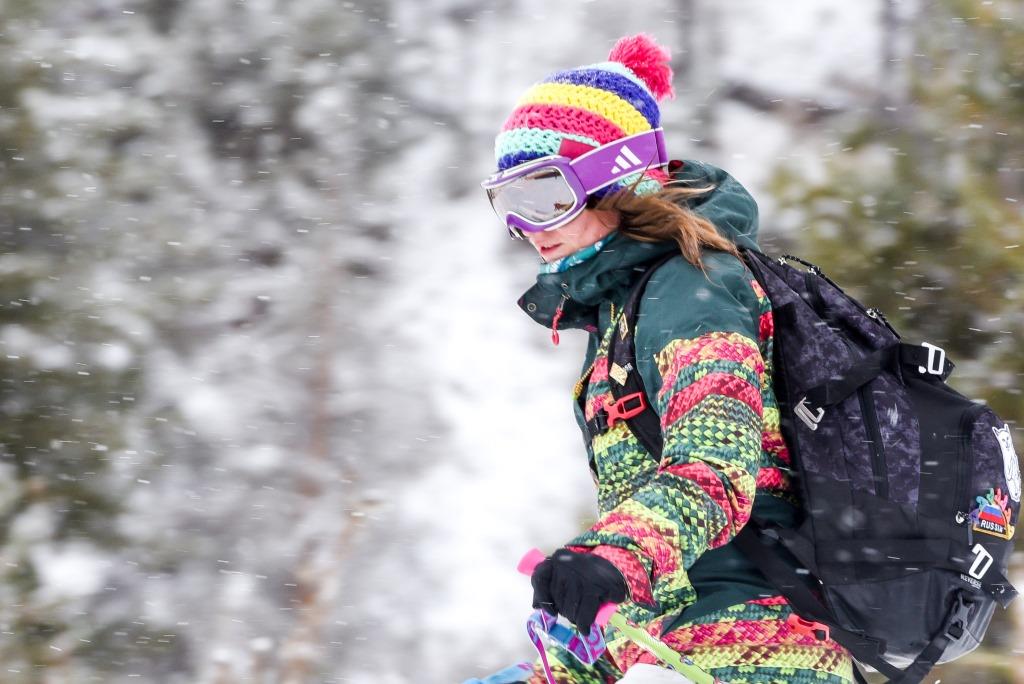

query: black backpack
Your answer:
[590,247,1020,684]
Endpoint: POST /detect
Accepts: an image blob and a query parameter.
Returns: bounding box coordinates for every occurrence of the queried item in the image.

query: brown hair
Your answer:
[593,182,738,270]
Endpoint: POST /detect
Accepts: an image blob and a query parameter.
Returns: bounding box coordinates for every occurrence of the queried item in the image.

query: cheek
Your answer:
[580,223,611,245]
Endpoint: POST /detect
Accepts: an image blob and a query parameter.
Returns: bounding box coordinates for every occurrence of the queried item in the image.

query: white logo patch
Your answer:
[969,543,994,580]
[993,423,1021,502]
[609,144,643,174]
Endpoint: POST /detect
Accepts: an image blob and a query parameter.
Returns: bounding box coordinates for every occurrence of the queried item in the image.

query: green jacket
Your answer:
[518,160,800,667]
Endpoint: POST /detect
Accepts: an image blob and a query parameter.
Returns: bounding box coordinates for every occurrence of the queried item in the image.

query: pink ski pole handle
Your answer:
[518,548,618,626]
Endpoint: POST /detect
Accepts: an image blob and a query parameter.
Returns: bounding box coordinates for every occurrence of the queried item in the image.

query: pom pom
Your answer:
[608,34,674,101]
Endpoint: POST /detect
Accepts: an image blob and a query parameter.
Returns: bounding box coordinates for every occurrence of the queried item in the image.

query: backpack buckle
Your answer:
[604,392,648,428]
[944,594,973,641]
[918,342,946,376]
[786,613,830,641]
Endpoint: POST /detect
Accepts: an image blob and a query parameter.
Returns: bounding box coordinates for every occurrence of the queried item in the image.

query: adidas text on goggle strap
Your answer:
[482,128,668,237]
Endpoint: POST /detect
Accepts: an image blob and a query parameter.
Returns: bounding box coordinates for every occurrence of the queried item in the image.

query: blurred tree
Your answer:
[0,2,168,681]
[769,1,1024,680]
[0,0,465,679]
[97,0,410,681]
[771,0,1024,415]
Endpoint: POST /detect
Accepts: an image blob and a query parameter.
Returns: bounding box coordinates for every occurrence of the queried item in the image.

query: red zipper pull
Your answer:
[551,295,568,346]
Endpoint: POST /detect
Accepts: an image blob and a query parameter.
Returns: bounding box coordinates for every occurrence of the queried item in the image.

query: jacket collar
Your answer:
[517,232,677,332]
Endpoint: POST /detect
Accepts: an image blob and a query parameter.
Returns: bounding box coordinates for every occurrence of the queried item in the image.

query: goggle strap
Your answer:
[571,129,667,195]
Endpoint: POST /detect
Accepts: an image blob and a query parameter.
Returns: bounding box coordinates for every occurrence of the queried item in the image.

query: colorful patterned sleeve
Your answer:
[567,256,765,610]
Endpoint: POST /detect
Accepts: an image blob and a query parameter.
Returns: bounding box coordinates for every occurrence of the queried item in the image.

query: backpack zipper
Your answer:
[858,384,889,500]
[954,403,986,541]
[810,261,890,502]
[780,254,901,340]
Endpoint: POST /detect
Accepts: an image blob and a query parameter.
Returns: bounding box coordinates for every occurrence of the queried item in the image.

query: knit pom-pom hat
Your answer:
[494,34,674,197]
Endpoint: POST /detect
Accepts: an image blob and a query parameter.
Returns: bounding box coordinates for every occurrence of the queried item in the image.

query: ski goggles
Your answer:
[482,128,667,238]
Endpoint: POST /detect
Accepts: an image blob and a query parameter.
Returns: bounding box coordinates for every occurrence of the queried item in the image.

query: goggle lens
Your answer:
[486,166,578,228]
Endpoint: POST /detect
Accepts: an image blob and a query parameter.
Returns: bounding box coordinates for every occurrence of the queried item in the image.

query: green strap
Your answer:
[607,613,719,684]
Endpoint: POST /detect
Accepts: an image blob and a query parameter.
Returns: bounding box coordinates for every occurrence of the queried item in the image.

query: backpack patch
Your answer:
[970,488,1015,540]
[992,423,1021,502]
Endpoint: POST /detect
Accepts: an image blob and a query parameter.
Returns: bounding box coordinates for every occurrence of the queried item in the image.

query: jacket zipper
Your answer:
[857,384,888,500]
[575,302,619,480]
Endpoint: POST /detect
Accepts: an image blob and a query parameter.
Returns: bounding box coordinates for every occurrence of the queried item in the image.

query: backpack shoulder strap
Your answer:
[604,252,677,461]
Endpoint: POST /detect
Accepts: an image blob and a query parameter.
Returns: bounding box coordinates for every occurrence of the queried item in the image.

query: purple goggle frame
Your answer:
[482,128,667,238]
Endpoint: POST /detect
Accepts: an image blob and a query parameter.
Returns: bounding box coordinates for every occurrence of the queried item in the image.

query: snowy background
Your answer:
[0,1,1021,683]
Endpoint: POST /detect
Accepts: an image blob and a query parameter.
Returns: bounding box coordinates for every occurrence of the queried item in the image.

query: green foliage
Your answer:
[0,3,141,676]
[76,620,192,680]
[0,243,138,676]
[770,1,1024,419]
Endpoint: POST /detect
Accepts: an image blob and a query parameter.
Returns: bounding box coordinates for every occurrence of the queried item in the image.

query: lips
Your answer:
[538,243,563,257]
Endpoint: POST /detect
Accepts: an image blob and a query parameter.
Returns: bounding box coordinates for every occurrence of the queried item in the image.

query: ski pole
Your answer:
[519,549,724,684]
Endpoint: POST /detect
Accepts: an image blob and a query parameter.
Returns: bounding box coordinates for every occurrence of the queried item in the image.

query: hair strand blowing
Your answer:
[594,183,739,271]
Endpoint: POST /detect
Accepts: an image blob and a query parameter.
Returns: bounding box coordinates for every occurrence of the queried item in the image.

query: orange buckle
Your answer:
[786,613,830,641]
[605,392,647,428]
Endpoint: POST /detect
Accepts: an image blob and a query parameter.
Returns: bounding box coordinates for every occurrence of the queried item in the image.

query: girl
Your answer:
[480,35,855,684]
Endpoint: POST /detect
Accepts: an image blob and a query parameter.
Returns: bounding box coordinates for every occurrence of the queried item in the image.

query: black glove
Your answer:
[530,548,628,634]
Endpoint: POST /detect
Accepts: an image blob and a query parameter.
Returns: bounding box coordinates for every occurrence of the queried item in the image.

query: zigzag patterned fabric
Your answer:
[569,329,765,615]
[749,279,795,503]
[528,278,852,683]
[619,598,853,683]
[527,598,853,683]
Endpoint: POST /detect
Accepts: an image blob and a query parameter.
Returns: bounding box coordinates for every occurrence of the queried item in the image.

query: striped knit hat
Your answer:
[494,34,675,198]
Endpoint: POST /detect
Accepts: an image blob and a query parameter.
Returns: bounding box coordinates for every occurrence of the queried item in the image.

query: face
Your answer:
[526,209,619,262]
